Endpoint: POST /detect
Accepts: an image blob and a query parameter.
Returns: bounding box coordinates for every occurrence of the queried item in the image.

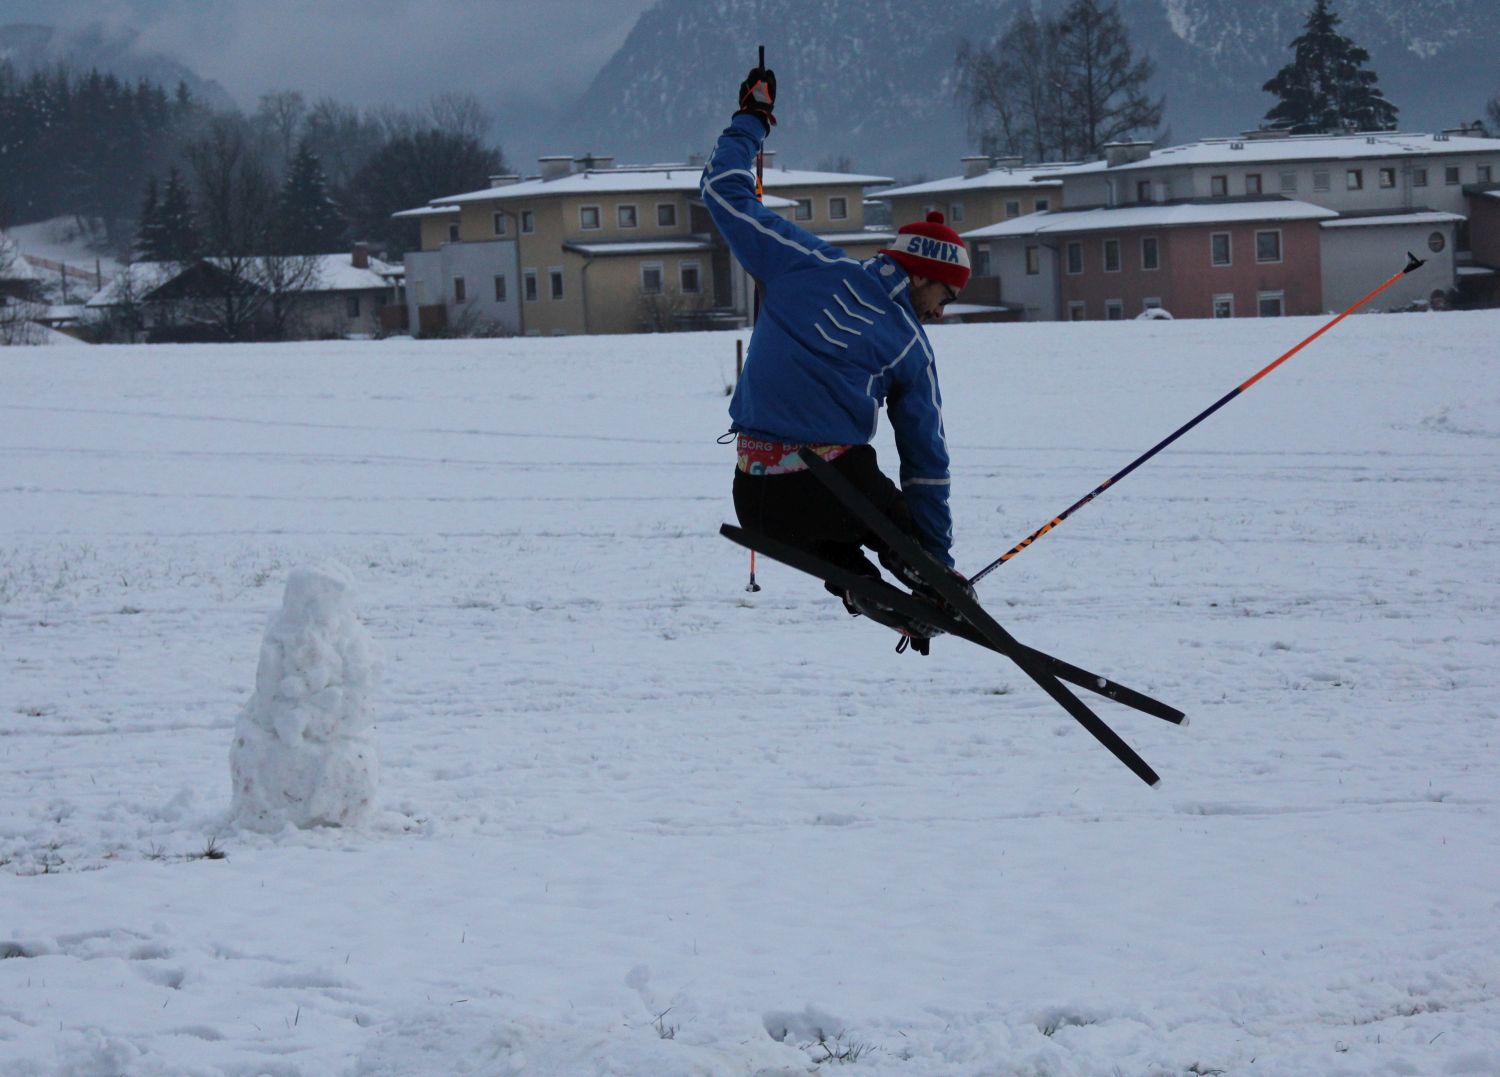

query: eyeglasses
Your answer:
[941,284,960,305]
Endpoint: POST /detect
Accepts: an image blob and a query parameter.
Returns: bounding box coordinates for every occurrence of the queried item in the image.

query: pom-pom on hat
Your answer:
[880,210,971,290]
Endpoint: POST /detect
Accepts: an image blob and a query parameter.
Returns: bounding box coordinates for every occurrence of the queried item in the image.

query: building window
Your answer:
[523,270,537,302]
[493,275,507,302]
[1413,168,1428,187]
[829,196,848,221]
[1034,198,1051,212]
[548,267,564,300]
[1257,291,1285,317]
[521,210,535,234]
[1025,245,1040,275]
[1005,200,1021,218]
[1136,180,1152,203]
[453,277,467,303]
[346,295,361,318]
[640,263,663,294]
[1067,301,1086,321]
[948,202,964,223]
[1141,235,1160,271]
[1210,174,1228,197]
[1378,167,1396,188]
[1246,173,1263,195]
[1347,168,1363,190]
[1428,231,1446,253]
[1445,165,1461,185]
[1479,164,1493,182]
[447,222,460,242]
[618,204,638,228]
[1213,294,1234,318]
[1103,238,1121,272]
[1210,232,1231,266]
[679,262,701,294]
[493,211,507,236]
[580,205,601,230]
[1313,170,1330,191]
[1066,241,1083,275]
[1142,297,1162,312]
[1280,171,1297,193]
[1105,299,1124,321]
[974,243,991,276]
[1255,229,1282,263]
[793,198,812,221]
[657,202,677,227]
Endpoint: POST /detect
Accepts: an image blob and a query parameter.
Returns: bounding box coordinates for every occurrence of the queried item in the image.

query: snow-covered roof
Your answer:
[1106,132,1500,173]
[1320,211,1465,229]
[87,254,397,307]
[429,164,891,208]
[883,160,1111,198]
[817,231,897,246]
[392,205,461,219]
[964,199,1337,239]
[562,239,716,257]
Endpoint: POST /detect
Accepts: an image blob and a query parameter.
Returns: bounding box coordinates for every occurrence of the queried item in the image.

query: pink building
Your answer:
[966,200,1337,321]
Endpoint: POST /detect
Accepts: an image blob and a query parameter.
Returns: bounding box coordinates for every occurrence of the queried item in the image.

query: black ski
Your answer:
[795,448,1168,786]
[721,522,1183,725]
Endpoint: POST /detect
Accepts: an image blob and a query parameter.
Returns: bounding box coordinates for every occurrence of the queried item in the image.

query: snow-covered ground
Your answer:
[2,312,1497,1075]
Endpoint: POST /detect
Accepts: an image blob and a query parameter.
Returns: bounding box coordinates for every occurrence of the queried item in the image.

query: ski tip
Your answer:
[1148,775,1163,789]
[1178,715,1191,728]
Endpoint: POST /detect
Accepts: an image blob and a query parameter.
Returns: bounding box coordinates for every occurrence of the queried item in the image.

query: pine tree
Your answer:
[275,140,346,254]
[1263,0,1398,134]
[134,175,165,261]
[157,166,200,262]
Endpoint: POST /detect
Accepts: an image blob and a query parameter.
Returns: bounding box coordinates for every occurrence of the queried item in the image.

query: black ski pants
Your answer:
[732,444,920,597]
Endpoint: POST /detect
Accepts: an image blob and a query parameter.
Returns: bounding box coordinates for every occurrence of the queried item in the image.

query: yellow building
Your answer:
[397,153,895,336]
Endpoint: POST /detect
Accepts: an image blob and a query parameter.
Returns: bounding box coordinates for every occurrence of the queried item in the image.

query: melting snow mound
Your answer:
[230,561,380,830]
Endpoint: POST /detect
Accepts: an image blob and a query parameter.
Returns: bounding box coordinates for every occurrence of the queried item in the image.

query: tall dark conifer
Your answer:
[276,141,345,254]
[1263,0,1398,133]
[157,166,200,261]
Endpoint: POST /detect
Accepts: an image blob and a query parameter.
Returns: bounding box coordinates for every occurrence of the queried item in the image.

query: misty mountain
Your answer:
[0,22,236,112]
[560,0,1499,181]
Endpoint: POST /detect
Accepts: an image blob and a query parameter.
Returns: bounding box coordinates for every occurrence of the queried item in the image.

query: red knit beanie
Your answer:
[879,211,971,289]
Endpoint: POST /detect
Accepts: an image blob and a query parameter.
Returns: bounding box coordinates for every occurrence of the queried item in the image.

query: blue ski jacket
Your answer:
[701,113,954,566]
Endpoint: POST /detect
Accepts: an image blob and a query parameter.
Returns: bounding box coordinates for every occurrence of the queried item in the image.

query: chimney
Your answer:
[490,174,521,187]
[992,155,1023,171]
[760,149,776,169]
[577,154,615,171]
[539,155,573,180]
[351,242,369,269]
[962,155,990,179]
[1104,140,1153,167]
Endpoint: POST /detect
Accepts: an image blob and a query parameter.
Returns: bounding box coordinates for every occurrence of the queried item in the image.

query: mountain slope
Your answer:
[0,22,236,111]
[562,0,1498,181]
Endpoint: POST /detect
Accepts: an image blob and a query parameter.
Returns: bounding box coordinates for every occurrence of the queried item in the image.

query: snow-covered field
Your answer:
[2,312,1497,1076]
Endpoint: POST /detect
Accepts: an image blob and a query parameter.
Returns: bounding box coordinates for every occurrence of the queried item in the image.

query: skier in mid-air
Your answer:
[701,64,976,653]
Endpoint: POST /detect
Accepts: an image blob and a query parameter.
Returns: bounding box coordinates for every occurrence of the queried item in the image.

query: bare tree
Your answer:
[1488,92,1500,137]
[254,90,308,173]
[958,0,1163,162]
[427,92,492,141]
[0,233,46,345]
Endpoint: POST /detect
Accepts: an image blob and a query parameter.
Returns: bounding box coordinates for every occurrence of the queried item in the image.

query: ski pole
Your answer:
[970,251,1427,586]
[745,43,767,593]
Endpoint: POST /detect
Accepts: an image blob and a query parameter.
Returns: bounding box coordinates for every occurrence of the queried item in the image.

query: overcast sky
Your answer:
[7,0,657,115]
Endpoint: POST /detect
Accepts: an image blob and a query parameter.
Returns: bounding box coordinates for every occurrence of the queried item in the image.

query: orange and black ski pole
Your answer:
[745,43,767,593]
[970,252,1427,586]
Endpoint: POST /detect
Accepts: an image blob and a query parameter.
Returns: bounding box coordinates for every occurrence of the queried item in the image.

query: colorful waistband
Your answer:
[736,436,852,476]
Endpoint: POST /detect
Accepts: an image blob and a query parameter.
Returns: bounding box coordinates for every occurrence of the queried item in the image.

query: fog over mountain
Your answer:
[4,0,1495,182]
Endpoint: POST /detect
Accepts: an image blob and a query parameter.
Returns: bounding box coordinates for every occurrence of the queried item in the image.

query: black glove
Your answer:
[736,67,776,128]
